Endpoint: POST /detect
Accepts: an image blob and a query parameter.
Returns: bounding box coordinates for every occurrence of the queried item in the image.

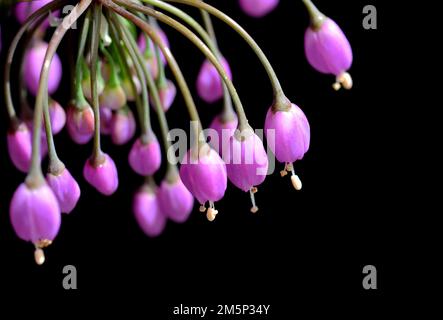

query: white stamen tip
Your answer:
[337,72,353,90]
[199,205,206,212]
[291,175,303,191]
[332,82,341,91]
[34,248,45,265]
[206,208,218,222]
[250,206,259,214]
[280,170,288,177]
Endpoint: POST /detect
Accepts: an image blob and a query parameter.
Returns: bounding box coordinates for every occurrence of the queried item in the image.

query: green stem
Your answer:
[107,11,151,136]
[75,9,91,104]
[27,0,92,187]
[301,0,325,30]
[157,0,291,109]
[103,0,204,146]
[100,42,120,87]
[91,3,104,163]
[43,97,65,175]
[3,0,66,123]
[118,12,177,180]
[114,0,249,130]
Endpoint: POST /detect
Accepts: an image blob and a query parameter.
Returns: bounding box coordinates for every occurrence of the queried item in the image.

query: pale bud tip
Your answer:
[206,208,218,222]
[291,175,302,191]
[250,206,259,214]
[34,248,45,265]
[336,72,353,90]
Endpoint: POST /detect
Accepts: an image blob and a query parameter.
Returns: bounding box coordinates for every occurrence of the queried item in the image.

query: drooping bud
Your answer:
[128,133,162,176]
[83,153,119,196]
[67,101,95,144]
[99,84,127,110]
[110,106,136,146]
[24,41,62,96]
[121,75,142,102]
[10,181,61,264]
[180,144,227,216]
[7,121,32,173]
[15,0,60,30]
[239,0,279,18]
[47,98,66,135]
[196,57,232,103]
[81,63,105,101]
[156,79,176,112]
[209,112,238,155]
[133,184,167,237]
[303,0,353,90]
[47,167,81,214]
[99,106,113,135]
[157,176,194,224]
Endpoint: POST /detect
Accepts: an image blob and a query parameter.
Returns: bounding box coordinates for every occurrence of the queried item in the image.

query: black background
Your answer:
[0,0,419,315]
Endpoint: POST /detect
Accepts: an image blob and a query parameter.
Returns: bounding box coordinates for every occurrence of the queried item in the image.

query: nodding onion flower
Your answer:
[1,0,352,264]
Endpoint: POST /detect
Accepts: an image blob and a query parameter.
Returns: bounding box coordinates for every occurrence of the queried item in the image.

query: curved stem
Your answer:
[113,0,249,129]
[102,0,204,144]
[75,9,91,104]
[26,0,92,186]
[4,0,66,123]
[91,3,103,162]
[117,12,177,180]
[109,11,152,134]
[157,0,291,109]
[107,12,148,136]
[301,0,325,30]
[43,97,65,175]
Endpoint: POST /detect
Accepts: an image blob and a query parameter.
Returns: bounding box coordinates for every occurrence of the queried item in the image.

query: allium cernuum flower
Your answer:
[47,167,81,214]
[239,0,280,18]
[15,0,59,29]
[67,101,95,144]
[24,41,62,96]
[83,153,119,196]
[209,112,238,155]
[196,57,232,103]
[47,98,66,135]
[128,133,162,176]
[110,107,136,145]
[7,121,32,173]
[133,184,167,237]
[156,79,177,112]
[265,103,310,190]
[225,127,269,212]
[303,0,353,90]
[180,144,227,221]
[10,180,61,265]
[158,175,194,224]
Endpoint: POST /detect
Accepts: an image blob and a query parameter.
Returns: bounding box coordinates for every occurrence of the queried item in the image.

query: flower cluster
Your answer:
[1,0,352,264]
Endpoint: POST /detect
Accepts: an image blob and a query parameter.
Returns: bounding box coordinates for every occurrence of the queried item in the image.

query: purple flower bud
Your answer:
[100,106,113,135]
[47,168,81,214]
[156,79,176,112]
[157,176,194,223]
[209,113,238,155]
[225,128,269,192]
[128,134,162,176]
[239,0,279,18]
[99,84,127,110]
[15,0,59,29]
[47,99,66,135]
[305,17,353,90]
[67,102,95,144]
[196,57,232,103]
[180,144,228,207]
[264,103,310,163]
[7,122,32,173]
[133,185,167,237]
[83,153,119,196]
[110,107,136,146]
[138,28,169,66]
[24,41,62,96]
[10,182,61,244]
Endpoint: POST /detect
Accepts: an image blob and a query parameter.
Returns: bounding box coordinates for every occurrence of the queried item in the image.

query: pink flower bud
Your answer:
[47,99,66,135]
[99,84,127,110]
[209,113,238,155]
[239,0,279,18]
[7,122,32,173]
[128,134,162,176]
[133,185,167,237]
[47,168,81,214]
[99,106,113,135]
[110,107,136,145]
[156,79,176,112]
[158,177,194,223]
[10,182,61,244]
[83,153,119,196]
[67,102,95,144]
[24,41,62,96]
[196,57,232,103]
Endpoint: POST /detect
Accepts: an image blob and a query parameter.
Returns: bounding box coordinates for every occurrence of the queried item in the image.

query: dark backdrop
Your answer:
[0,0,408,315]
